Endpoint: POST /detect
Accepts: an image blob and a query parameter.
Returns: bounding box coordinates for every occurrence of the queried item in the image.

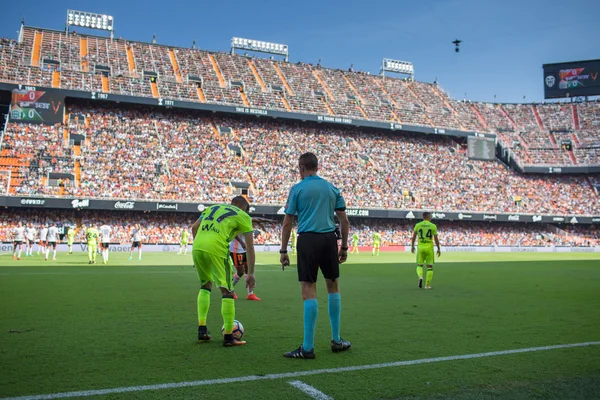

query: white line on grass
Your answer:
[288,380,334,399]
[0,269,284,276]
[2,341,598,400]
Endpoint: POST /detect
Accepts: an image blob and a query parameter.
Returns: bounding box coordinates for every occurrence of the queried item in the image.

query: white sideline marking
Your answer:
[0,268,283,276]
[2,341,598,400]
[288,380,333,400]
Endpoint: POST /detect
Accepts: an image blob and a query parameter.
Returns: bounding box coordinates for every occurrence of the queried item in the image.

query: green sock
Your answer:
[221,298,235,334]
[197,289,210,326]
[416,266,423,278]
[426,269,434,286]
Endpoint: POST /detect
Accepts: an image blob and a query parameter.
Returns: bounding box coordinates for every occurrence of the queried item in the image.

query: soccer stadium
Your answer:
[1,3,599,399]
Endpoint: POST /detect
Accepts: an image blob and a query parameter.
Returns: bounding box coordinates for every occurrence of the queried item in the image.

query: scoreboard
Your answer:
[468,136,496,161]
[543,59,600,99]
[10,88,64,124]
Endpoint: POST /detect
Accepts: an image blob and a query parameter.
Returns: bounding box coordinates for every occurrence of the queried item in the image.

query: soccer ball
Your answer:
[221,320,244,340]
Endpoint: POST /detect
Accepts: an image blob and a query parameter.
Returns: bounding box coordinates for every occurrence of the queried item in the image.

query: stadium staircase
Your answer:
[248,60,267,92]
[196,86,206,102]
[340,77,370,118]
[239,90,250,107]
[532,105,545,129]
[168,49,182,83]
[323,99,335,115]
[372,79,402,121]
[567,148,577,164]
[126,45,137,77]
[101,75,109,93]
[549,133,558,147]
[80,37,89,72]
[403,82,430,113]
[432,85,466,130]
[211,121,221,138]
[499,105,519,130]
[52,71,60,88]
[272,64,294,96]
[150,80,159,98]
[571,133,581,147]
[0,151,30,194]
[31,31,42,66]
[470,103,489,129]
[280,95,292,111]
[572,104,580,130]
[312,70,336,101]
[208,55,226,88]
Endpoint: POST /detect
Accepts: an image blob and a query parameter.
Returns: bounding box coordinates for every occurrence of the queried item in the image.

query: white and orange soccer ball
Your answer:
[221,320,244,340]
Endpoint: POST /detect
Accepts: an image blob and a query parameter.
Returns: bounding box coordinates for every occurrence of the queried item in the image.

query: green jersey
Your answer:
[373,233,381,244]
[181,230,189,242]
[193,204,253,258]
[352,233,359,243]
[86,228,99,245]
[67,228,75,241]
[414,220,438,249]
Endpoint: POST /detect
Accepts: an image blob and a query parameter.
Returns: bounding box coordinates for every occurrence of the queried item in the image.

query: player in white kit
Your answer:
[25,223,36,257]
[12,222,25,260]
[38,225,48,255]
[230,234,261,301]
[45,224,60,261]
[129,224,143,261]
[99,224,112,264]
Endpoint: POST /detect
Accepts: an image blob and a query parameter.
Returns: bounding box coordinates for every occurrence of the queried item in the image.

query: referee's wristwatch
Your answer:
[279,249,288,254]
[340,246,348,251]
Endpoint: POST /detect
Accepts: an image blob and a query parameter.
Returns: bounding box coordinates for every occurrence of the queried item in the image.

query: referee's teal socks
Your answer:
[303,299,318,351]
[328,293,341,342]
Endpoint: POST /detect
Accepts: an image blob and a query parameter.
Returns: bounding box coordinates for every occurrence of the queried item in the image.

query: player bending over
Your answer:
[191,196,256,347]
[230,235,259,300]
[86,225,99,264]
[45,224,60,261]
[372,232,381,256]
[99,223,112,264]
[25,223,36,257]
[129,224,143,261]
[38,224,48,256]
[178,229,190,255]
[351,232,359,254]
[12,222,25,260]
[411,212,441,289]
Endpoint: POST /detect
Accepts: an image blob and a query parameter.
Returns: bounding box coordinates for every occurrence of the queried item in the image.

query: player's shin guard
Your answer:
[426,268,434,286]
[138,249,142,259]
[221,298,235,334]
[328,293,341,342]
[89,246,93,261]
[303,299,318,351]
[53,250,56,259]
[197,289,211,326]
[416,266,423,278]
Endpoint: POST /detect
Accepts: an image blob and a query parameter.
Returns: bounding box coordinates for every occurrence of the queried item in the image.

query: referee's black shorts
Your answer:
[297,231,339,283]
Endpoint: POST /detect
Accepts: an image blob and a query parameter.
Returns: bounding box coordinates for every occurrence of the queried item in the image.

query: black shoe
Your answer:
[223,333,246,347]
[331,338,351,353]
[418,278,423,288]
[284,345,315,359]
[198,326,211,342]
[88,261,92,264]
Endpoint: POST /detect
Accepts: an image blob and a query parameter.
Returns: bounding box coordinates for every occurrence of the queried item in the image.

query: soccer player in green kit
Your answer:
[290,230,297,255]
[86,224,99,264]
[372,232,381,256]
[178,229,190,255]
[191,196,256,347]
[67,226,76,254]
[411,212,441,289]
[351,232,359,254]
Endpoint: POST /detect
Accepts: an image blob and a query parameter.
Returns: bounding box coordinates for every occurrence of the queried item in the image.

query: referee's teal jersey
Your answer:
[284,175,346,234]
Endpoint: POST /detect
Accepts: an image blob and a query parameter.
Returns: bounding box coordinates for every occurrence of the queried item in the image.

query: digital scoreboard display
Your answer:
[468,136,496,161]
[10,89,64,124]
[543,59,600,99]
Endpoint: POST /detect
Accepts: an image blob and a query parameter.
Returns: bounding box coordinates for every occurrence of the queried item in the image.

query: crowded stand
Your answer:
[1,210,598,247]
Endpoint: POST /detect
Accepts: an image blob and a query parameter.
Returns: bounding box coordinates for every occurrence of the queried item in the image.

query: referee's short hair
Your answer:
[423,211,432,219]
[299,152,318,171]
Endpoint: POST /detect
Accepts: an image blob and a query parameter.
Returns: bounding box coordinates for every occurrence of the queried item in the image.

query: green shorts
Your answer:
[417,248,435,265]
[373,242,380,248]
[180,241,187,246]
[193,250,234,291]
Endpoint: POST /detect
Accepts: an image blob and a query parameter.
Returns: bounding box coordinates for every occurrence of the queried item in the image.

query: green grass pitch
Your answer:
[1,251,599,399]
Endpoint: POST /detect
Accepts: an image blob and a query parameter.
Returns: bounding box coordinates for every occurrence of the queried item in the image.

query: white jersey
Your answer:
[25,227,36,240]
[40,228,48,241]
[47,227,59,242]
[100,225,112,243]
[14,227,25,241]
[132,228,142,242]
[229,235,246,254]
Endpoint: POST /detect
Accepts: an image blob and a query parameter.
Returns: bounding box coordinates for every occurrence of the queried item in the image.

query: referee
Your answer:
[280,152,351,359]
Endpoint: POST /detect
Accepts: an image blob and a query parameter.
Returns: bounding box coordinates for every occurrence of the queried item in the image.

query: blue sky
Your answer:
[1,0,598,103]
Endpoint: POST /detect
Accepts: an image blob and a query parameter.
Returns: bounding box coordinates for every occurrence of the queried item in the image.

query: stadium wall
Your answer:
[1,243,598,253]
[3,196,599,224]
